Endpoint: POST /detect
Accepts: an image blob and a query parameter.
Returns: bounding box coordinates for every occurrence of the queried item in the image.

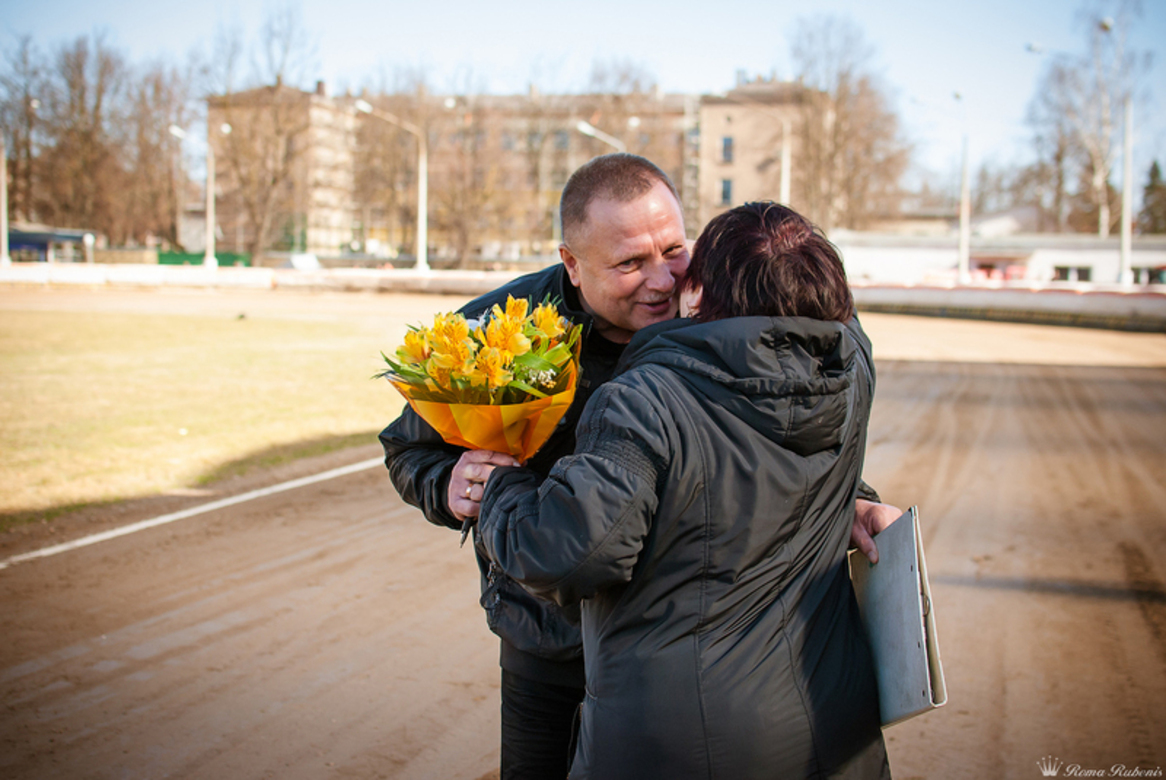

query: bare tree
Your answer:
[353,92,418,257]
[0,36,47,223]
[353,68,431,259]
[116,59,193,247]
[516,88,560,246]
[788,15,911,230]
[34,34,126,237]
[586,57,656,98]
[202,4,318,261]
[582,59,679,172]
[1029,0,1150,236]
[431,74,506,268]
[1024,84,1075,232]
[1,33,198,248]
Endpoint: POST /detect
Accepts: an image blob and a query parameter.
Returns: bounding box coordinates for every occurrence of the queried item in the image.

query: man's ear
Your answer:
[559,244,582,288]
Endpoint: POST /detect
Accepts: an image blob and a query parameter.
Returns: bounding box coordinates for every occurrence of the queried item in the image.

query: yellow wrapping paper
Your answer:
[390,361,577,463]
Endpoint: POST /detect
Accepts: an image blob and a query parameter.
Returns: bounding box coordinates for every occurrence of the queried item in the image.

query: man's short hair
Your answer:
[559,153,681,244]
[684,201,854,323]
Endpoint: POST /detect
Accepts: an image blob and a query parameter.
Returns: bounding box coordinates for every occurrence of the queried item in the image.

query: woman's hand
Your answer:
[851,500,903,564]
[448,450,521,522]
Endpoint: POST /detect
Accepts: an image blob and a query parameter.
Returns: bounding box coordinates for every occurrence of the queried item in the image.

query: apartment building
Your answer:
[698,77,805,227]
[207,81,357,261]
[205,78,805,263]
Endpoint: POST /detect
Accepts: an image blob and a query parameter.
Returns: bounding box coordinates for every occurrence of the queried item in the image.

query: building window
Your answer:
[554,130,570,151]
[720,179,733,206]
[722,136,734,163]
[1133,267,1165,284]
[1053,266,1092,282]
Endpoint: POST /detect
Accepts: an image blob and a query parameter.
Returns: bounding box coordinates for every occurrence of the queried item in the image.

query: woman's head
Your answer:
[682,201,853,323]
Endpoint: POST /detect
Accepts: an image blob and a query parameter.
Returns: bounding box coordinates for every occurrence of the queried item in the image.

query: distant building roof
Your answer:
[8,222,96,244]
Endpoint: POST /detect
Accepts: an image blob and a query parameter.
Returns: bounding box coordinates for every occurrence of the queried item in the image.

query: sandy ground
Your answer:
[2,288,1166,779]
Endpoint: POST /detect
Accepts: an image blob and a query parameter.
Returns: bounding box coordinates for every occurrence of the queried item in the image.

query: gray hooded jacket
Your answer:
[478,314,890,780]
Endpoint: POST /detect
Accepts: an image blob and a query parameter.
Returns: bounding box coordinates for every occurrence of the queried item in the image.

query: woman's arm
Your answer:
[477,380,670,606]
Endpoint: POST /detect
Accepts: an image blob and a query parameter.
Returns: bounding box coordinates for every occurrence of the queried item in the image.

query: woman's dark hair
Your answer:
[684,201,854,323]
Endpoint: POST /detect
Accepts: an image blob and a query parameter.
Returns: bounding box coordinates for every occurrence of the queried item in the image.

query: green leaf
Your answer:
[543,344,572,366]
[508,380,548,399]
[514,351,557,372]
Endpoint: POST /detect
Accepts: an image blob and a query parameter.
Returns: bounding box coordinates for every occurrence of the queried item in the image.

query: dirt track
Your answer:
[2,291,1166,779]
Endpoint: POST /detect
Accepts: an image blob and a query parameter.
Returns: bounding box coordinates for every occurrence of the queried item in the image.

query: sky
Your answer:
[3,0,1164,192]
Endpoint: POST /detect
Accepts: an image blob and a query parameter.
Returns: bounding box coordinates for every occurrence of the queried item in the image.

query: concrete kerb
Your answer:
[851,283,1166,332]
[0,262,520,298]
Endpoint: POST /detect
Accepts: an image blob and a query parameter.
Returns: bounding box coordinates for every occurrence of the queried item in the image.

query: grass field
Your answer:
[0,287,472,529]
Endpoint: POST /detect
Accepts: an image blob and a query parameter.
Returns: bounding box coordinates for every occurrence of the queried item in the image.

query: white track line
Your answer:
[0,457,384,572]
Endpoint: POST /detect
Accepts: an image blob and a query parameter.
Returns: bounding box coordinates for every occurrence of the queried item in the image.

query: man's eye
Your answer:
[618,259,640,270]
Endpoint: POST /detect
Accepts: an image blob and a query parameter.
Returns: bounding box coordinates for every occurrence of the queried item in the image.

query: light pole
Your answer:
[354,99,429,272]
[204,131,217,269]
[575,120,627,153]
[1096,16,1134,283]
[169,123,228,268]
[954,92,971,285]
[1119,94,1133,284]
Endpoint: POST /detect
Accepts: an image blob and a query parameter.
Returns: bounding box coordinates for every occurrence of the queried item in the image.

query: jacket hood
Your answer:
[619,316,858,456]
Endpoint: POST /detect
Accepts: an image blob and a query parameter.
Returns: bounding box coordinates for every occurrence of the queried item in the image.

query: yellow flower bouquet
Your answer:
[378,295,583,462]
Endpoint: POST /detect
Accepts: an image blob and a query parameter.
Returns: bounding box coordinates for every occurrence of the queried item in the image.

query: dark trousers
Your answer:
[500,670,585,780]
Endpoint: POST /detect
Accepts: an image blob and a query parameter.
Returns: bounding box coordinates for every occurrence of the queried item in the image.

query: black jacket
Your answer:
[478,315,890,780]
[379,264,624,685]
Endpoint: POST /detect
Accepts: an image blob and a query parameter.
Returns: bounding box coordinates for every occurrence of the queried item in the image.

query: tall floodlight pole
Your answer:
[958,134,971,285]
[954,93,971,285]
[354,99,429,272]
[575,120,627,153]
[170,123,224,268]
[1,138,10,266]
[1119,94,1133,285]
[204,138,218,269]
[417,129,428,272]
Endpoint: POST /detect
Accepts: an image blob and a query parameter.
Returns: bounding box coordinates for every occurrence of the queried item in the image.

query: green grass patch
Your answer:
[0,302,413,520]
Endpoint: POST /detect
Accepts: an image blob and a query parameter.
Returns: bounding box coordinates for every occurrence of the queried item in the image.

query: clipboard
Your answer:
[848,506,947,727]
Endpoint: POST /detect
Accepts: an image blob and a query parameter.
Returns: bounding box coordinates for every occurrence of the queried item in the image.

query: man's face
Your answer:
[559,181,689,344]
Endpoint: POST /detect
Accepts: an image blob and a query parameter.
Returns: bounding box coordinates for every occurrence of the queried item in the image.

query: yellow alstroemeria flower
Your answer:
[484,314,532,358]
[467,347,514,391]
[493,295,530,323]
[396,329,430,364]
[426,361,454,390]
[431,337,476,377]
[431,312,470,346]
[531,303,566,340]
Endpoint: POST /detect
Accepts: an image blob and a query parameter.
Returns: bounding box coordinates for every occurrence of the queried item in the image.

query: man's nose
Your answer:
[644,257,678,292]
